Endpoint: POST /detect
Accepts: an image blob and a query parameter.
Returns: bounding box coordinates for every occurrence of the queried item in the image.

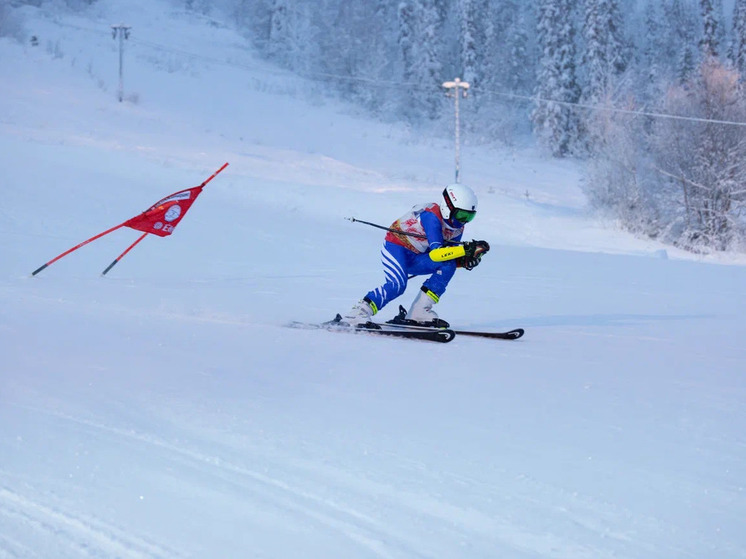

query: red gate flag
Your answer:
[31,162,229,276]
[124,185,204,237]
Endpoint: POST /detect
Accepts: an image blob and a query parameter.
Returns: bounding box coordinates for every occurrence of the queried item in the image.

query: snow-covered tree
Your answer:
[651,60,746,251]
[267,0,291,66]
[732,0,746,74]
[659,0,699,84]
[699,0,721,59]
[584,99,651,235]
[397,0,443,120]
[397,0,416,84]
[415,0,444,119]
[580,0,628,105]
[638,2,666,100]
[504,3,534,94]
[483,0,534,94]
[457,0,481,88]
[533,0,580,157]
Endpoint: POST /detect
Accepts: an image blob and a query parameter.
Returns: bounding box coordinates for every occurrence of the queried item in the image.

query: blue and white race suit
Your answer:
[364,202,464,313]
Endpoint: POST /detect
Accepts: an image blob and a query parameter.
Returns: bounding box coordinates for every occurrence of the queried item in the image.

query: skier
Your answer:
[344,183,490,328]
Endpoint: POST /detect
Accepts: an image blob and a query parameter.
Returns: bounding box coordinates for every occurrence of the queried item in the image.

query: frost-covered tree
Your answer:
[397,0,416,84]
[343,1,396,109]
[267,0,291,65]
[533,0,580,157]
[732,0,746,74]
[397,0,443,120]
[323,0,372,79]
[651,60,746,251]
[659,0,699,84]
[483,0,534,94]
[457,0,481,88]
[416,0,444,119]
[699,0,721,59]
[265,0,317,72]
[580,0,628,105]
[586,59,746,253]
[504,3,534,94]
[584,99,651,235]
[230,0,271,50]
[638,2,666,100]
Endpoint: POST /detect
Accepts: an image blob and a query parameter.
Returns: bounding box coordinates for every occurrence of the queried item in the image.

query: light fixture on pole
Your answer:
[111,24,131,102]
[442,77,469,183]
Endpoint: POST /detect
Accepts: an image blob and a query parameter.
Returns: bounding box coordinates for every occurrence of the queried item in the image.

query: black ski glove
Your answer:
[458,240,490,270]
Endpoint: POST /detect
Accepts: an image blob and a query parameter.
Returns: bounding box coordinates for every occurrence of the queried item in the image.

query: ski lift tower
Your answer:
[442,78,469,183]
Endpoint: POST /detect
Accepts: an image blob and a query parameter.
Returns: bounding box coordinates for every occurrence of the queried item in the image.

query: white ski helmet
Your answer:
[440,183,478,224]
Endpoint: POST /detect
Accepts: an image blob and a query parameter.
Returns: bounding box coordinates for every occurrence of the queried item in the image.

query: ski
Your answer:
[384,306,525,340]
[450,328,524,340]
[287,315,455,343]
[287,308,523,343]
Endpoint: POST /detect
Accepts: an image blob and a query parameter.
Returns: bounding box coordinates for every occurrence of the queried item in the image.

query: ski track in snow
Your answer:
[3,405,429,559]
[2,404,696,559]
[0,485,181,559]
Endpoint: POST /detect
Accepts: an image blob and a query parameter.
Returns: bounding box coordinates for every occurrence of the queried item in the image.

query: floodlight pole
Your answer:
[111,24,131,102]
[442,78,470,183]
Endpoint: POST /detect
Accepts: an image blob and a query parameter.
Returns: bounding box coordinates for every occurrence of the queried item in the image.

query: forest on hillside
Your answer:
[4,0,746,252]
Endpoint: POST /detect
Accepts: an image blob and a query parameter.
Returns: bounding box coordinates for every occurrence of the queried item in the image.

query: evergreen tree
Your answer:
[732,0,746,74]
[699,0,720,59]
[416,0,443,119]
[505,4,534,94]
[457,0,480,88]
[397,0,443,120]
[580,0,628,105]
[678,46,697,84]
[660,0,699,84]
[268,0,291,66]
[533,0,580,157]
[397,0,416,84]
[640,2,665,99]
[486,0,534,94]
[323,0,369,79]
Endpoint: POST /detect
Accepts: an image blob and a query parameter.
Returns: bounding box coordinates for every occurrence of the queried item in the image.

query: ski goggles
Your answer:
[452,208,476,223]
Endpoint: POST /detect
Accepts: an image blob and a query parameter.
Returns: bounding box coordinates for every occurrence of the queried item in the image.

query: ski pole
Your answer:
[346,217,459,245]
[347,217,428,239]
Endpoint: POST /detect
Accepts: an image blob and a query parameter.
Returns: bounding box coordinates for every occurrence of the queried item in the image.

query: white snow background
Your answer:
[1,1,745,558]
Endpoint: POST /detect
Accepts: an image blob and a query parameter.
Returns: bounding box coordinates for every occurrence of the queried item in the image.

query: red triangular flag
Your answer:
[31,162,228,276]
[124,185,204,237]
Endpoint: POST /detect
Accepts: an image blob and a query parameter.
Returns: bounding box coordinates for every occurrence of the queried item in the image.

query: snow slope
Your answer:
[1,1,745,558]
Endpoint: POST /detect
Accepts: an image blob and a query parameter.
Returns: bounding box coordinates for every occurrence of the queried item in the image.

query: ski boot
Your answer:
[340,298,380,329]
[388,287,450,328]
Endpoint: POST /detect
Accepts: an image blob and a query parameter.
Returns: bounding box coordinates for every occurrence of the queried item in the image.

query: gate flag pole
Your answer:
[101,231,148,276]
[31,162,229,277]
[31,222,127,276]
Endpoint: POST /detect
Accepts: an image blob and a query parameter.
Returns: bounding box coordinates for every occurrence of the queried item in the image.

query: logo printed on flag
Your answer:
[165,205,182,222]
[158,191,193,204]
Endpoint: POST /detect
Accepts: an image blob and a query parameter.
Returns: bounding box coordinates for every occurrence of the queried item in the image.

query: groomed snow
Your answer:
[1,1,745,558]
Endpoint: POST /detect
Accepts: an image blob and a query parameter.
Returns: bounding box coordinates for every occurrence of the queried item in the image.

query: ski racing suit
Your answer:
[364,202,464,314]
